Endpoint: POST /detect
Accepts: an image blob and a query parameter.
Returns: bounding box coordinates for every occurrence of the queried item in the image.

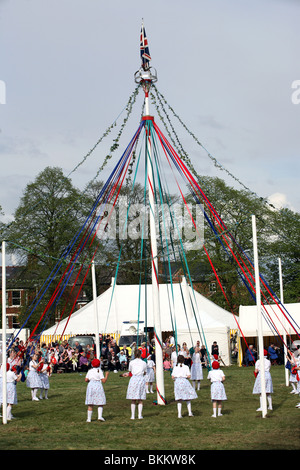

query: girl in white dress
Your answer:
[26,354,43,401]
[252,350,273,411]
[0,364,22,420]
[39,359,52,399]
[146,356,155,394]
[207,360,227,417]
[191,347,203,391]
[85,358,109,422]
[172,354,197,418]
[287,354,300,394]
[126,349,147,420]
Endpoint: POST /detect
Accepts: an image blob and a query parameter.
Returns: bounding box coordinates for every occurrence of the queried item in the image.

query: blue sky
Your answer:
[0,0,299,224]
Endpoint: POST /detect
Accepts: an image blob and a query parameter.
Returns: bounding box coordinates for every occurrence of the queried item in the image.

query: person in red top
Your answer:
[139,343,148,360]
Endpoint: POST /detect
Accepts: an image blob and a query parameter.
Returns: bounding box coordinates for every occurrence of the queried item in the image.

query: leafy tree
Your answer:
[6,166,84,269]
[5,167,85,330]
[266,208,300,303]
[183,176,281,313]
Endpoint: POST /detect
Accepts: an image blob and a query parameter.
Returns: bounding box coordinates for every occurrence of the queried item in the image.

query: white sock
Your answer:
[187,401,193,416]
[87,410,92,422]
[212,407,217,417]
[267,395,273,410]
[197,381,200,390]
[7,405,12,420]
[218,406,223,416]
[138,403,143,419]
[131,404,136,419]
[33,389,37,399]
[177,402,182,418]
[150,384,153,392]
[98,406,104,420]
[192,381,196,389]
[146,384,149,393]
[257,396,262,411]
[45,390,48,399]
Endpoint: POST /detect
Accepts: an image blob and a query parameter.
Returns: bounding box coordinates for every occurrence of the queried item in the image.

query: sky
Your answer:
[0,0,299,230]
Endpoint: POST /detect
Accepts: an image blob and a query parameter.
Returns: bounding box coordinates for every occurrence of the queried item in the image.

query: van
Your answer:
[118,321,147,348]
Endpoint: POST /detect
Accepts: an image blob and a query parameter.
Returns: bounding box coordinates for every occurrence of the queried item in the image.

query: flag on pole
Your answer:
[140,23,151,70]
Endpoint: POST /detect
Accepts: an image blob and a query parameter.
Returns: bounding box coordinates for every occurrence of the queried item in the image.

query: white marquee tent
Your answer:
[42,278,237,365]
[238,302,300,340]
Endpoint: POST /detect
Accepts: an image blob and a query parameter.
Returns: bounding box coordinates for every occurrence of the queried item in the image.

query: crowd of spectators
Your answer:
[3,334,211,378]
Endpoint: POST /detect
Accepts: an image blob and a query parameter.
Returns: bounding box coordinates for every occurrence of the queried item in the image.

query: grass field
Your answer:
[1,365,299,452]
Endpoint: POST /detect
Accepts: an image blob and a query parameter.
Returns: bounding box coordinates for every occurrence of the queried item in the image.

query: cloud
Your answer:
[268,192,296,211]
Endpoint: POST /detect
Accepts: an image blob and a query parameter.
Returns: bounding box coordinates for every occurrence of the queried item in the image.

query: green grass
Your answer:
[1,365,299,451]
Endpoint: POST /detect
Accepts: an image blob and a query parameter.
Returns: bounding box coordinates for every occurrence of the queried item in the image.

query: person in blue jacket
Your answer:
[268,344,279,364]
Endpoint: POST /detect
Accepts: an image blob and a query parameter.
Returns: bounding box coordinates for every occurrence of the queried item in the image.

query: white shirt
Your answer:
[29,360,38,371]
[129,358,147,376]
[171,351,178,365]
[172,364,191,379]
[86,367,104,382]
[207,369,225,383]
[146,359,155,370]
[192,352,201,364]
[6,370,18,383]
[255,358,271,373]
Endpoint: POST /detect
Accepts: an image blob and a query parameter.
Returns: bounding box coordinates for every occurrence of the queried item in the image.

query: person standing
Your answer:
[0,364,22,420]
[171,345,179,370]
[181,342,191,367]
[26,353,43,401]
[126,349,147,420]
[85,358,109,422]
[39,358,51,399]
[253,349,273,411]
[207,360,227,418]
[191,347,203,391]
[211,341,219,359]
[145,355,156,394]
[172,354,197,418]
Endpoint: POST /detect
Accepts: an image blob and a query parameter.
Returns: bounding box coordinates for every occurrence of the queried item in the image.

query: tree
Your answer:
[266,208,300,303]
[6,166,83,269]
[183,176,279,313]
[5,167,85,330]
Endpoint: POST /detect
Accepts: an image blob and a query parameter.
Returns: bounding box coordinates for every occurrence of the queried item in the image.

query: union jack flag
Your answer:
[140,23,151,70]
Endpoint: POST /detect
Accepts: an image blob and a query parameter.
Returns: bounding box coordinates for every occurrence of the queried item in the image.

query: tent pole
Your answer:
[2,241,7,424]
[278,258,289,386]
[91,261,100,360]
[252,215,267,418]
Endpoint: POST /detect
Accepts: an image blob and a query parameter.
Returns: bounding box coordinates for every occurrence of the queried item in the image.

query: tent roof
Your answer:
[43,279,236,337]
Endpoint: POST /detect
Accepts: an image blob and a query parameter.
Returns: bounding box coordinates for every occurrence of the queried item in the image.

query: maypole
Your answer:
[252,215,267,418]
[91,260,101,360]
[134,22,165,405]
[2,241,7,424]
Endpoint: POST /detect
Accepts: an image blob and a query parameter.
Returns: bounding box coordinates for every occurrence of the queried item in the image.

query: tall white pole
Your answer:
[91,261,100,360]
[278,258,289,386]
[144,91,165,405]
[252,215,267,418]
[2,241,7,424]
